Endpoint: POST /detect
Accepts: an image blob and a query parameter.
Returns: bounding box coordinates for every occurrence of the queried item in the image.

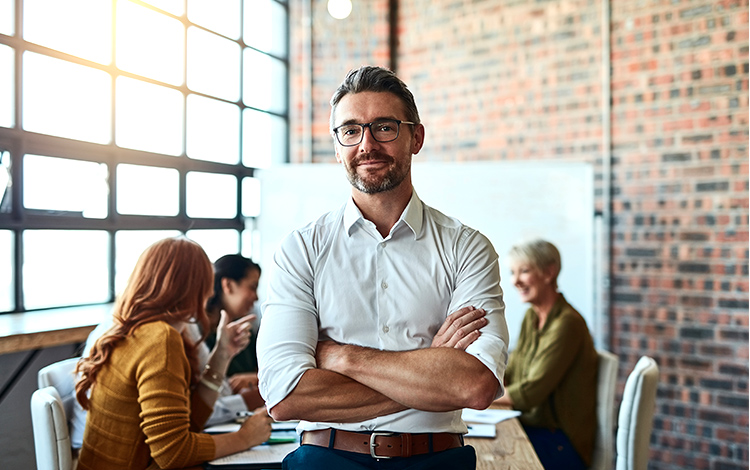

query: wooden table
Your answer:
[466,410,544,470]
[0,304,111,354]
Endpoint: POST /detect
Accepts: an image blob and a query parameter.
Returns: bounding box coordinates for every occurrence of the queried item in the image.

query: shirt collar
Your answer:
[343,190,423,239]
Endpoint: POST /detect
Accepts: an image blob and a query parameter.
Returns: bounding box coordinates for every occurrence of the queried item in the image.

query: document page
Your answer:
[206,442,299,467]
[462,408,521,424]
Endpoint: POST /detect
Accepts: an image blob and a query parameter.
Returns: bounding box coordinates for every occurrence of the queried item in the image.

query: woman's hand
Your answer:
[237,407,273,448]
[229,372,259,393]
[211,407,273,458]
[214,310,255,361]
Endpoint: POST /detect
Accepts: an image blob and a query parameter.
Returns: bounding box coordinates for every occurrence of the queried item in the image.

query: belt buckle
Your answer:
[369,431,395,459]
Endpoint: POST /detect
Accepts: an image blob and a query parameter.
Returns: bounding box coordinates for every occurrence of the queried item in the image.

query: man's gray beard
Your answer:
[347,171,401,194]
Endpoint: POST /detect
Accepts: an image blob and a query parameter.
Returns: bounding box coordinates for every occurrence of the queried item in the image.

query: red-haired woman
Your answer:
[75,237,272,470]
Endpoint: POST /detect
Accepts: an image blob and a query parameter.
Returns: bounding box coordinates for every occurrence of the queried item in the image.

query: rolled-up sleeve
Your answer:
[450,228,510,399]
[257,229,320,410]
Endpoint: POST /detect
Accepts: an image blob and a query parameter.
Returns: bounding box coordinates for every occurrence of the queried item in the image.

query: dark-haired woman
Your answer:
[205,254,263,403]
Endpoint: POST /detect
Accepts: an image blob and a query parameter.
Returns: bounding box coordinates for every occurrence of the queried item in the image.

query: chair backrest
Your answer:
[615,356,659,470]
[38,357,80,424]
[589,349,619,470]
[32,358,80,470]
[31,386,74,470]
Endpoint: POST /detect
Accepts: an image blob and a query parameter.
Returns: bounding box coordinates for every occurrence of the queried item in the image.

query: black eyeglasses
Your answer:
[332,119,415,147]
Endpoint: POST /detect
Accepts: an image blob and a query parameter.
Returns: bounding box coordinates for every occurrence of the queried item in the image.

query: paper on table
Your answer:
[204,421,300,434]
[204,422,240,434]
[465,423,497,438]
[206,442,299,466]
[462,408,521,424]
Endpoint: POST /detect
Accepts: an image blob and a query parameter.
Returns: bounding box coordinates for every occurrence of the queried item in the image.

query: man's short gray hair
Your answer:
[329,65,421,131]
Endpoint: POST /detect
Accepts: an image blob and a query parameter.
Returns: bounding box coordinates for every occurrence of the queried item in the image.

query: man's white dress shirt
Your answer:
[257,190,509,434]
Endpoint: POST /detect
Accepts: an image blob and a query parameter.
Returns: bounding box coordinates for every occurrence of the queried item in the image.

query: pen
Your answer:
[236,411,255,417]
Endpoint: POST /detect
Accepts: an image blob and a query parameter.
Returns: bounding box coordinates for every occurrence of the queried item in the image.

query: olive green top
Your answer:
[505,294,598,466]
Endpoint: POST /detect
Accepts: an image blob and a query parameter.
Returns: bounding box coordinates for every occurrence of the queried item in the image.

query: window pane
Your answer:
[24,0,112,65]
[187,27,240,101]
[117,164,179,216]
[0,0,13,36]
[186,229,239,262]
[242,177,260,217]
[0,45,12,128]
[23,230,110,310]
[0,149,10,213]
[114,230,181,294]
[23,154,108,218]
[186,171,237,218]
[243,108,287,167]
[244,0,287,57]
[241,228,260,261]
[23,52,111,144]
[188,0,241,39]
[141,0,184,16]
[0,230,12,312]
[243,50,286,114]
[116,0,184,86]
[186,94,240,164]
[116,76,184,156]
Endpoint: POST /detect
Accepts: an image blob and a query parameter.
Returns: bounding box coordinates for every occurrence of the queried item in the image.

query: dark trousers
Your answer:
[282,443,477,470]
[522,425,587,470]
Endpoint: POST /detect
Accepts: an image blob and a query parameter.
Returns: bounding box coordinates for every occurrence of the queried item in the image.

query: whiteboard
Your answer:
[256,161,595,349]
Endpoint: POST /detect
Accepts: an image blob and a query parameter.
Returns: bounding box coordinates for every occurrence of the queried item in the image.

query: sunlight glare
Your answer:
[23,0,112,64]
[116,0,184,86]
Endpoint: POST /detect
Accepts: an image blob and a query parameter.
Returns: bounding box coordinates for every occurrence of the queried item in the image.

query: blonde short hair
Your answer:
[507,239,561,289]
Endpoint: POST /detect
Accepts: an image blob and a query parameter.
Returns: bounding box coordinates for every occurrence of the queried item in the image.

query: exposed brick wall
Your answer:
[289,1,749,468]
[609,1,748,469]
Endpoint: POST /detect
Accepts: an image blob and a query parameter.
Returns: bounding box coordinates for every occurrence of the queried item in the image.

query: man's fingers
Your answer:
[453,330,481,350]
[436,306,477,336]
[446,307,486,332]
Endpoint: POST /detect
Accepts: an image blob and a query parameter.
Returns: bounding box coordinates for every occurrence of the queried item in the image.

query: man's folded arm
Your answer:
[316,342,500,412]
[268,368,406,423]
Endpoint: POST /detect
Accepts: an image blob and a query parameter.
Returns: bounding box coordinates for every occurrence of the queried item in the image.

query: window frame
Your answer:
[0,0,289,314]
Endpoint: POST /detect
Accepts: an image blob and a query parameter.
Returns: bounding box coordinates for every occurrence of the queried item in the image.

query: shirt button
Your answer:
[381,281,388,289]
[380,242,386,248]
[383,325,390,333]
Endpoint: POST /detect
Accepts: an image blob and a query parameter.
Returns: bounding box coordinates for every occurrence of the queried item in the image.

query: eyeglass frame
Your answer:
[332,119,416,147]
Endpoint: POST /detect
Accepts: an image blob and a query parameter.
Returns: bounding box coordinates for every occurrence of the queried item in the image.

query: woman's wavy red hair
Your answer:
[75,237,213,409]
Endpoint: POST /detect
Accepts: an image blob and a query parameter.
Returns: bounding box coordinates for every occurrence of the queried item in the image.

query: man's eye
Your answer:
[342,127,360,136]
[375,123,394,132]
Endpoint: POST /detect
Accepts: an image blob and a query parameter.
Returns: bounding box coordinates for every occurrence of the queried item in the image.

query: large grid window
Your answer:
[0,0,289,313]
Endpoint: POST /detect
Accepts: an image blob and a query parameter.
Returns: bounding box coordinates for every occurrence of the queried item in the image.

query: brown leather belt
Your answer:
[301,428,464,459]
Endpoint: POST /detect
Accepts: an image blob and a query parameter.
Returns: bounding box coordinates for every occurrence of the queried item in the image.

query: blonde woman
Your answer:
[495,239,597,470]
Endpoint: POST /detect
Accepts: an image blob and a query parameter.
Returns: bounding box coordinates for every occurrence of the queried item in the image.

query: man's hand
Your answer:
[431,306,487,349]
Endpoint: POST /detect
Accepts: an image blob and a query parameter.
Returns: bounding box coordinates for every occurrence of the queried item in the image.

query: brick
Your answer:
[680,327,715,340]
[718,395,749,408]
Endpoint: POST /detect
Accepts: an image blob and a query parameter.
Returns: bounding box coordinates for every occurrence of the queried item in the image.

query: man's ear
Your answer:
[412,124,425,155]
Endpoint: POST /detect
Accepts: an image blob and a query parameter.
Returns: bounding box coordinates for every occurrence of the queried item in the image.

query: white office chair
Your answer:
[31,357,80,470]
[615,356,659,470]
[589,349,619,470]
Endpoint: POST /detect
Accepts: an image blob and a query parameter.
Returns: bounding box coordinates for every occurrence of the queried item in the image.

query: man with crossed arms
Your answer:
[257,65,509,469]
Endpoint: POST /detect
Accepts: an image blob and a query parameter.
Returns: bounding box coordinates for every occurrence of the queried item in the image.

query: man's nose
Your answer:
[358,125,382,152]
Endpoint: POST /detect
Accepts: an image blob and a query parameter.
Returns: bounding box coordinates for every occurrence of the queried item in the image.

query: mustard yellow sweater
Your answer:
[76,321,216,470]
